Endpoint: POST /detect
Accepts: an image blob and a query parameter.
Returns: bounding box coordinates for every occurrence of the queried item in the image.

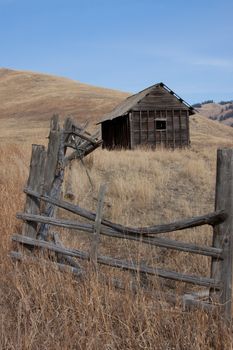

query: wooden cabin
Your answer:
[98,82,195,149]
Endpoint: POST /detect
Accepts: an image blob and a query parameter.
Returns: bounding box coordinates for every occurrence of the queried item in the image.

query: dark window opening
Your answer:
[156,120,167,130]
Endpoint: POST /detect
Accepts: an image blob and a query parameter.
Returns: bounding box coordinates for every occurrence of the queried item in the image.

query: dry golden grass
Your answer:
[1,114,233,349]
[198,101,233,127]
[0,68,129,143]
[1,67,233,146]
[2,68,233,348]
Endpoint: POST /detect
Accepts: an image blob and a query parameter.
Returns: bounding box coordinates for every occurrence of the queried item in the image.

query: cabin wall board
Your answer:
[131,109,190,148]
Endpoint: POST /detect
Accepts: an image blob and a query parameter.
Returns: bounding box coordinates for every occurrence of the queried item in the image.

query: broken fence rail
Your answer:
[23,187,226,236]
[10,250,218,313]
[10,115,233,324]
[17,209,223,258]
[12,234,221,289]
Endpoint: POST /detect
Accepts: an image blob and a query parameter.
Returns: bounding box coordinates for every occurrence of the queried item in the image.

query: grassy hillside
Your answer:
[195,101,233,127]
[1,70,233,348]
[0,68,129,142]
[1,68,233,145]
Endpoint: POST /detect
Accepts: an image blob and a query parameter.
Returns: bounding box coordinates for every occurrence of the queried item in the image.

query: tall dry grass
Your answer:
[1,139,233,349]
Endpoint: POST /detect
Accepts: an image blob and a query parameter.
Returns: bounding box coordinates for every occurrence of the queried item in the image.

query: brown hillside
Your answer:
[0,68,129,121]
[1,68,233,147]
[197,102,233,127]
[190,113,233,148]
[0,68,129,141]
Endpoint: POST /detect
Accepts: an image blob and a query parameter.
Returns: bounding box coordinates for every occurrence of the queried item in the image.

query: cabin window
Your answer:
[156,119,166,130]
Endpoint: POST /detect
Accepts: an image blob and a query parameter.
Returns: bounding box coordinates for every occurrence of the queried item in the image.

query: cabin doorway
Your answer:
[101,115,130,149]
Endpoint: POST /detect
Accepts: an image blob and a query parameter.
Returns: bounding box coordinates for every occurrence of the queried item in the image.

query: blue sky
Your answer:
[0,0,233,103]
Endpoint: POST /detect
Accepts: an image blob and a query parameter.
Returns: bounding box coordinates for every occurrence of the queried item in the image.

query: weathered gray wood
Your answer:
[64,140,102,165]
[97,226,223,258]
[159,111,162,146]
[18,211,223,258]
[182,294,218,312]
[188,290,210,299]
[12,234,221,288]
[10,251,84,277]
[67,118,91,136]
[74,122,92,150]
[53,232,82,270]
[154,110,157,146]
[172,109,175,149]
[17,212,97,236]
[42,115,61,195]
[11,247,215,312]
[13,233,88,258]
[129,113,134,149]
[186,109,190,146]
[38,115,65,240]
[22,145,46,238]
[105,209,227,235]
[78,120,89,134]
[16,211,223,258]
[90,184,106,268]
[64,130,98,145]
[17,212,95,232]
[63,118,92,148]
[23,188,226,236]
[63,117,74,145]
[210,148,233,322]
[139,111,142,144]
[103,275,216,312]
[179,110,182,147]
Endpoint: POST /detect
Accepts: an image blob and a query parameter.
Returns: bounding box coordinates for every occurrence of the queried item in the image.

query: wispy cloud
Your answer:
[190,57,233,69]
[157,48,233,70]
[164,50,233,71]
[118,43,233,71]
[75,40,233,71]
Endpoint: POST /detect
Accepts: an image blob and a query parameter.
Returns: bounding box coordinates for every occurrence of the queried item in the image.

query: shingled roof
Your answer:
[98,82,195,124]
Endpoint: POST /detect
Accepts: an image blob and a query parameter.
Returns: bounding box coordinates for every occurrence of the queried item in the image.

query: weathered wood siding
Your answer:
[101,84,191,149]
[130,85,190,148]
[131,109,189,148]
[132,85,186,110]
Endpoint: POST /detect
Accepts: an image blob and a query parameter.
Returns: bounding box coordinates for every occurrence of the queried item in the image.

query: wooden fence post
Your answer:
[210,148,233,323]
[22,144,46,238]
[90,184,106,270]
[38,115,65,240]
[42,114,62,195]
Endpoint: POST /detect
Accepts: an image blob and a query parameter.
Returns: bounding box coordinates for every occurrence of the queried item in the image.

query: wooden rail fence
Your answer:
[10,116,233,324]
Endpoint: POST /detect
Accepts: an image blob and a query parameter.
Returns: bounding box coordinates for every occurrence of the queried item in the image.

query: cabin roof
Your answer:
[97,82,196,124]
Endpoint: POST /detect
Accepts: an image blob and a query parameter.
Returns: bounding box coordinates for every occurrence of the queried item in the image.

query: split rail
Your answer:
[10,116,233,324]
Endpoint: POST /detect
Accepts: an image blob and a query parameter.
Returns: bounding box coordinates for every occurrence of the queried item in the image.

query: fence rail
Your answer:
[12,234,221,289]
[22,188,227,235]
[10,116,233,324]
[16,209,223,258]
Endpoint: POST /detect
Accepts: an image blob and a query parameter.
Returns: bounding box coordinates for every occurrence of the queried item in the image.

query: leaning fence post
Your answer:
[90,184,106,270]
[22,144,46,238]
[38,115,65,240]
[210,148,233,323]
